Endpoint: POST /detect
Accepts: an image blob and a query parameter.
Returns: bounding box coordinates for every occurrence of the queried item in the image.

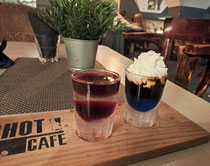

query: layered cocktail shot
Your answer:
[72,70,120,142]
[125,51,167,128]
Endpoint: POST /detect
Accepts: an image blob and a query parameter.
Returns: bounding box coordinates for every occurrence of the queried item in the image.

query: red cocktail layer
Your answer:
[74,100,116,121]
[72,72,120,97]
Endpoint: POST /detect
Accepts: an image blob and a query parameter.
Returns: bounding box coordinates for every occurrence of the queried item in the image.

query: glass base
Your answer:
[39,57,58,64]
[124,101,160,128]
[68,65,94,72]
[35,35,60,64]
[75,112,115,142]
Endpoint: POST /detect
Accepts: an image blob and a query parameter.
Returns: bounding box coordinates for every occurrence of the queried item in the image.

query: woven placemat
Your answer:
[0,58,125,115]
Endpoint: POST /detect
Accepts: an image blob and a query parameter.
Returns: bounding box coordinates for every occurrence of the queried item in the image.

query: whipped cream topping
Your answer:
[127,51,168,78]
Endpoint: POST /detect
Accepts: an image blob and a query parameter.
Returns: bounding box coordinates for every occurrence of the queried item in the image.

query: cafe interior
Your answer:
[0,0,210,166]
[0,0,209,101]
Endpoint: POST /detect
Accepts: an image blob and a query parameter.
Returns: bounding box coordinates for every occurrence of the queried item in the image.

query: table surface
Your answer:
[122,32,164,39]
[1,41,210,166]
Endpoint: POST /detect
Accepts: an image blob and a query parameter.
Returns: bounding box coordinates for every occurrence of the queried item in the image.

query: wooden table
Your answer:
[122,32,164,56]
[1,41,210,166]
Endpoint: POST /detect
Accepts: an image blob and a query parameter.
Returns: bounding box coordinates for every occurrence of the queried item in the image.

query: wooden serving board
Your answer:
[0,102,210,166]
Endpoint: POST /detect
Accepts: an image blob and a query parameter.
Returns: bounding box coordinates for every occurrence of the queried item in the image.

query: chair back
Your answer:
[163,18,210,97]
[164,18,210,43]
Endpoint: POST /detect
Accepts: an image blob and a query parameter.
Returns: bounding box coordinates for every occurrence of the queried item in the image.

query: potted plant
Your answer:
[40,0,122,71]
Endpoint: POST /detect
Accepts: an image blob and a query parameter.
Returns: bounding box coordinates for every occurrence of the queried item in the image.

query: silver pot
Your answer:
[63,37,99,71]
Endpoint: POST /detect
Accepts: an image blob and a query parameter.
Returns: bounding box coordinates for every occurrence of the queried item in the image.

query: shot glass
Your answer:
[35,34,60,64]
[124,68,167,128]
[71,69,120,142]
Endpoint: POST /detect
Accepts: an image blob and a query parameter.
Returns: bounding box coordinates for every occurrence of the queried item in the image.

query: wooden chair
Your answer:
[0,2,38,42]
[122,15,166,57]
[123,32,164,56]
[163,18,210,97]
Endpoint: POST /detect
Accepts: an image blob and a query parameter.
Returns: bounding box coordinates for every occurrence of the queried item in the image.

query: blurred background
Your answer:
[0,0,209,102]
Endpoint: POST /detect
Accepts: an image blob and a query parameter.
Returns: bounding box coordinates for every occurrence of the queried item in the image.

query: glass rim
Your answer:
[125,67,167,79]
[71,69,121,85]
[61,36,99,42]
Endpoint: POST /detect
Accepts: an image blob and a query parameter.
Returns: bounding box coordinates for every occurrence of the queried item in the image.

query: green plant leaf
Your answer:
[39,0,123,40]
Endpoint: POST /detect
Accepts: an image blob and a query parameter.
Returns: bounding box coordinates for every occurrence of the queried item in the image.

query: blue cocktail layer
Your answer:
[126,96,159,112]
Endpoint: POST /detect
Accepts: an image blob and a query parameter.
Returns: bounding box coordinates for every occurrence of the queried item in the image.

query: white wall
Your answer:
[134,0,210,9]
[181,0,210,9]
[3,0,18,2]
[164,0,180,8]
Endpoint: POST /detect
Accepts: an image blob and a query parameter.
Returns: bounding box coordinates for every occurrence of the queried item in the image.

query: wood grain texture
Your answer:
[163,19,210,97]
[0,102,209,166]
[0,2,37,42]
[164,19,210,42]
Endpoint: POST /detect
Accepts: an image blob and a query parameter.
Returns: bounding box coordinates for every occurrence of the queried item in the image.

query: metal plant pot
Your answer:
[63,37,99,71]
